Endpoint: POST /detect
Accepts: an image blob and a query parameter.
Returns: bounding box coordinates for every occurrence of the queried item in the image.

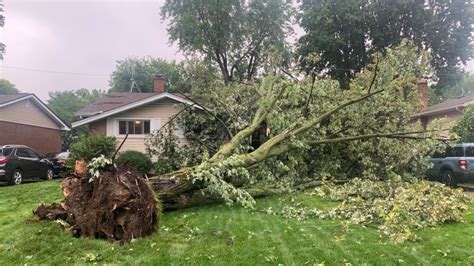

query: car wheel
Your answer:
[8,169,23,185]
[441,169,456,187]
[45,168,54,180]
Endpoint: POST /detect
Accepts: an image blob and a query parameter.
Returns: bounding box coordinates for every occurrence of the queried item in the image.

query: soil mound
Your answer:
[34,167,159,243]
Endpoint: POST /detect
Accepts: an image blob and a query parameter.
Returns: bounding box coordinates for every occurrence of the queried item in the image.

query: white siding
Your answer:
[107,99,189,154]
[0,99,61,129]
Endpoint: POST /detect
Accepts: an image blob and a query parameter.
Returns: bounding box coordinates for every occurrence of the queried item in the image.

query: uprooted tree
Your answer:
[35,41,444,243]
[148,41,439,210]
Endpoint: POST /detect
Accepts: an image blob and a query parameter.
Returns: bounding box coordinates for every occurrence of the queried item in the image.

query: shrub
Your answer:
[68,133,116,169]
[115,151,152,174]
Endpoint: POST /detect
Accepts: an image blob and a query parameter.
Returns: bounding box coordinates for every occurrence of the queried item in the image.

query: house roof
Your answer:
[72,92,202,128]
[76,93,160,117]
[416,94,474,117]
[0,93,70,130]
[0,93,32,105]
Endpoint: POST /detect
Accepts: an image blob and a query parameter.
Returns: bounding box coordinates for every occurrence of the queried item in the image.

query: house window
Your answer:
[118,120,150,135]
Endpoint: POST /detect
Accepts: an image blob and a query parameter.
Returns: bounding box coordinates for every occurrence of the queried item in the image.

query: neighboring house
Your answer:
[71,75,202,154]
[415,94,474,129]
[412,79,474,138]
[0,93,70,154]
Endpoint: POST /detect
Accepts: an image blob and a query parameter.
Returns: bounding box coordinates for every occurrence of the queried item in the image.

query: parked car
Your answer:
[46,151,70,176]
[426,143,474,186]
[0,145,54,185]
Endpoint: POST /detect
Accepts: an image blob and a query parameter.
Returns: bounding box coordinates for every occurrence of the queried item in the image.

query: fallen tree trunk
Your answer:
[150,174,348,210]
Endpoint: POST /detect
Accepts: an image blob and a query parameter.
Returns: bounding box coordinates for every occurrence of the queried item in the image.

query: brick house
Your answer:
[412,79,474,138]
[0,93,70,154]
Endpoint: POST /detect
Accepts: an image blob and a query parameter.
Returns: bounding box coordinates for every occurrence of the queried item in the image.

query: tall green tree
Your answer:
[297,0,474,92]
[432,74,474,103]
[0,79,18,94]
[48,89,104,150]
[161,0,293,84]
[109,57,185,93]
[48,89,104,125]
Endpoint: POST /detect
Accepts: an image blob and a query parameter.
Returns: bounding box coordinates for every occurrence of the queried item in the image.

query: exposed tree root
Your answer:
[34,167,159,243]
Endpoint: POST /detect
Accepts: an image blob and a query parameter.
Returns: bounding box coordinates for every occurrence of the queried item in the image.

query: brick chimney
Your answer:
[417,78,428,109]
[153,74,165,93]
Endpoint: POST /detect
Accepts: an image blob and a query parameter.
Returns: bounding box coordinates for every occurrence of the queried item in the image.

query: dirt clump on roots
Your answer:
[34,166,159,243]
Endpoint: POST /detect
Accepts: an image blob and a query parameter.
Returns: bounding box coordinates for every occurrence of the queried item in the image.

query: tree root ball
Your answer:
[34,167,160,243]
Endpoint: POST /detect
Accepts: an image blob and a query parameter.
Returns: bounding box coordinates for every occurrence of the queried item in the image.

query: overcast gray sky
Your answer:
[0,0,182,100]
[0,0,473,101]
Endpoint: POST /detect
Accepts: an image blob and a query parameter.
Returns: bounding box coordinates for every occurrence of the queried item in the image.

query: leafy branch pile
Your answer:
[148,41,442,211]
[269,179,470,243]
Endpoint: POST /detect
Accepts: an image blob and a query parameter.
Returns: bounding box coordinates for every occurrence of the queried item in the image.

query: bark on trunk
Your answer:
[149,171,347,211]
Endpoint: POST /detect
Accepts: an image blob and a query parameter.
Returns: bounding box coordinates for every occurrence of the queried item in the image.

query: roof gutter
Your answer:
[414,105,463,117]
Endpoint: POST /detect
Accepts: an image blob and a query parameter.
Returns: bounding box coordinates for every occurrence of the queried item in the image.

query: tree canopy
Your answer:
[109,57,186,93]
[0,79,18,94]
[434,74,474,103]
[48,89,104,125]
[297,0,474,93]
[161,0,293,84]
[48,89,104,150]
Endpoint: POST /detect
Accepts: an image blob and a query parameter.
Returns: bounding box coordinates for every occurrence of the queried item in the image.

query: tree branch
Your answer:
[367,57,379,94]
[255,131,433,165]
[253,88,386,157]
[209,77,286,162]
[303,73,316,117]
[174,91,234,140]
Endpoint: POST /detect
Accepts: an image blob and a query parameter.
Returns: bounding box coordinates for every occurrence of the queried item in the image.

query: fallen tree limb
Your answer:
[152,179,348,211]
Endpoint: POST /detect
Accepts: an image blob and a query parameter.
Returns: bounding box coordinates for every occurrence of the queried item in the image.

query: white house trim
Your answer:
[72,92,202,128]
[0,95,31,108]
[0,94,70,131]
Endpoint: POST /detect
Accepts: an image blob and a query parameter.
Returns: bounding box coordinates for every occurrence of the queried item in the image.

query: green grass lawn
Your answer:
[1,180,474,265]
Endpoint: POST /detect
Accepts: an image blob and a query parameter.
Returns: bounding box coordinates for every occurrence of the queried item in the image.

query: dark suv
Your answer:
[0,145,54,185]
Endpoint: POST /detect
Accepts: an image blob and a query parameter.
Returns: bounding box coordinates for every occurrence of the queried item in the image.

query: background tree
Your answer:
[433,74,474,103]
[161,0,293,84]
[452,103,474,142]
[48,89,104,150]
[297,0,474,95]
[48,89,104,125]
[109,57,186,93]
[0,79,18,94]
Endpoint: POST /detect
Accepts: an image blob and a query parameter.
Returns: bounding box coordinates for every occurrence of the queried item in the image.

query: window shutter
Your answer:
[106,118,116,137]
